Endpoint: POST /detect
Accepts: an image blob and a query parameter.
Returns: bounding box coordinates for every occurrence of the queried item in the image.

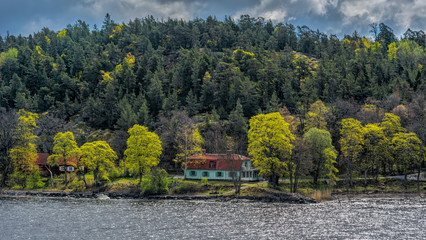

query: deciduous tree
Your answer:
[9,110,39,187]
[391,132,422,186]
[48,131,80,186]
[175,126,204,178]
[81,141,117,185]
[303,127,335,186]
[124,124,162,183]
[340,118,364,188]
[248,112,294,188]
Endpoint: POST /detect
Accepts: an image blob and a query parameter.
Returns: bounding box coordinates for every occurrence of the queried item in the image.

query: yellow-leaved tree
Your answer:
[304,100,330,132]
[339,118,364,188]
[362,123,390,184]
[48,132,80,186]
[81,141,117,186]
[391,132,422,190]
[248,112,295,188]
[124,125,162,183]
[323,147,338,186]
[9,109,39,187]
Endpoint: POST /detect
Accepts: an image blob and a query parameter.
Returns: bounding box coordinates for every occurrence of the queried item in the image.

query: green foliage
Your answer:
[340,118,364,161]
[48,131,80,186]
[175,127,204,173]
[304,100,330,132]
[171,181,203,194]
[0,16,425,188]
[9,171,26,189]
[0,48,18,66]
[392,132,422,175]
[303,127,335,184]
[362,123,390,174]
[248,112,295,186]
[140,168,169,195]
[323,148,338,186]
[124,124,162,182]
[9,110,39,177]
[81,141,117,185]
[380,113,405,137]
[200,177,209,186]
[69,176,85,191]
[25,171,45,189]
[340,118,364,187]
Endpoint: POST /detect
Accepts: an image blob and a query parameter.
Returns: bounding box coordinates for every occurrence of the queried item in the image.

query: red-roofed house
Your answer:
[185,150,261,181]
[35,153,80,174]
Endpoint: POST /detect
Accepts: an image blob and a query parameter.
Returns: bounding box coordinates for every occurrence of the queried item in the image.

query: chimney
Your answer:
[201,149,206,155]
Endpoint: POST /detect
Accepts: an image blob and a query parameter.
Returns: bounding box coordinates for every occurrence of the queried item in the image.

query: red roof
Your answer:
[34,153,79,166]
[187,152,250,171]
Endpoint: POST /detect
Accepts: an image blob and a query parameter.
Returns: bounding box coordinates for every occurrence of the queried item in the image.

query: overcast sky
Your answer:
[1,0,425,38]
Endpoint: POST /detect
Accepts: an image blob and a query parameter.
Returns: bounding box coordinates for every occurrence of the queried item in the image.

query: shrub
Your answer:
[70,177,86,191]
[26,171,45,189]
[108,168,121,181]
[10,172,27,189]
[140,168,169,196]
[171,182,202,194]
[201,177,209,186]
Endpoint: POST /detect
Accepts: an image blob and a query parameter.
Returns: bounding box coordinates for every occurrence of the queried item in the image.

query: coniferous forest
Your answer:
[0,14,424,189]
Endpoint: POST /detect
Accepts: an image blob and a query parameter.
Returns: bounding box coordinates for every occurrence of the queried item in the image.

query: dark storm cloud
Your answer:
[0,0,425,37]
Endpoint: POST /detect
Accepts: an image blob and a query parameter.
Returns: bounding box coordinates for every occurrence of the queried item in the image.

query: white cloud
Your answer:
[71,0,203,22]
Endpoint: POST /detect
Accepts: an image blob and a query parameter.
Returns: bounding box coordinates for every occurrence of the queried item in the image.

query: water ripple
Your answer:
[0,197,424,239]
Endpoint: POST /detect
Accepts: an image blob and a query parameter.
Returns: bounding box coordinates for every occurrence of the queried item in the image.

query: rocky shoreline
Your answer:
[0,190,316,203]
[331,191,424,199]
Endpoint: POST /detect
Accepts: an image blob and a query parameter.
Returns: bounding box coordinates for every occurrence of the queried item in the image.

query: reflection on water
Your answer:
[0,196,424,239]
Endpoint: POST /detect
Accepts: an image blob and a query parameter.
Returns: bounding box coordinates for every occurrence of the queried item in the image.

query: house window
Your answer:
[217,172,222,177]
[190,171,196,176]
[202,171,209,177]
[59,166,65,171]
[229,171,235,177]
[209,161,216,168]
[67,166,75,172]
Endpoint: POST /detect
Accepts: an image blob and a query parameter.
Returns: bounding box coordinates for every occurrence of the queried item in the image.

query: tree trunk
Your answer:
[183,157,187,180]
[1,163,9,187]
[64,158,68,186]
[364,169,368,191]
[233,171,241,195]
[417,154,422,193]
[289,172,293,193]
[93,170,98,186]
[417,166,420,193]
[270,174,279,188]
[313,173,319,188]
[294,174,299,193]
[404,173,408,190]
[139,164,143,184]
[294,157,301,193]
[46,166,54,187]
[82,171,87,189]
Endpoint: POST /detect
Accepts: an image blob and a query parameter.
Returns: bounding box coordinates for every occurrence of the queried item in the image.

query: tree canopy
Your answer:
[248,112,294,187]
[124,124,162,183]
[81,141,117,185]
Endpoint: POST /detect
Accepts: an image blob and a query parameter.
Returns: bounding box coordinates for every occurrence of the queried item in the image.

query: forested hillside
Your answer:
[0,15,424,186]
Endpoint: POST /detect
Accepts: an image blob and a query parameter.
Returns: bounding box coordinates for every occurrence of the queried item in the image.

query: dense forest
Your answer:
[0,14,424,189]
